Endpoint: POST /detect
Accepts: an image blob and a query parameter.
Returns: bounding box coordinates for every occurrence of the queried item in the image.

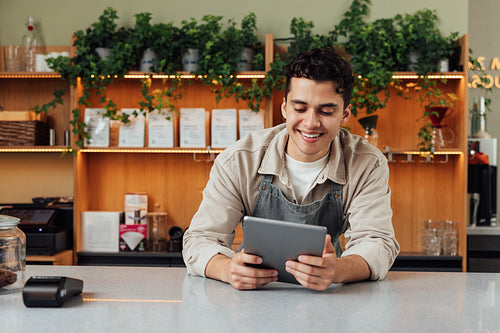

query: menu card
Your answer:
[148,109,174,148]
[180,108,206,148]
[119,108,145,147]
[84,108,109,147]
[211,108,237,148]
[238,109,264,139]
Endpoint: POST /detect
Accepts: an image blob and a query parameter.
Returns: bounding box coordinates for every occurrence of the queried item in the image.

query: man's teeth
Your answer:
[302,132,320,138]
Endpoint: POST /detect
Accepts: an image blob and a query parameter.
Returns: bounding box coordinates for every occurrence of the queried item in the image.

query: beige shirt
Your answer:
[182,124,400,280]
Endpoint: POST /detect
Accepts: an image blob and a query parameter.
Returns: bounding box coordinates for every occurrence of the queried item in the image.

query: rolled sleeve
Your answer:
[341,156,400,280]
[182,154,245,277]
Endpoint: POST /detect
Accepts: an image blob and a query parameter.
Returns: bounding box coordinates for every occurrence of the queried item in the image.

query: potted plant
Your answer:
[236,12,260,71]
[179,15,222,72]
[396,9,459,73]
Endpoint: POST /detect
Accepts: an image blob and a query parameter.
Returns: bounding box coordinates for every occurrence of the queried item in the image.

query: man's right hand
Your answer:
[206,251,278,290]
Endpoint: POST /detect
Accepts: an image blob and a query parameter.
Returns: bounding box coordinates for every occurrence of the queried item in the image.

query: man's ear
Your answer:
[341,104,352,125]
[281,97,287,120]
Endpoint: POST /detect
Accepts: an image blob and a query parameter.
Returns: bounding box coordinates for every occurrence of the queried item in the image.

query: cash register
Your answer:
[0,200,72,255]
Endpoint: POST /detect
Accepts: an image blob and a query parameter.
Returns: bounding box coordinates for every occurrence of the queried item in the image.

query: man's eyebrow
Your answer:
[289,100,339,108]
[290,99,307,105]
[318,103,338,108]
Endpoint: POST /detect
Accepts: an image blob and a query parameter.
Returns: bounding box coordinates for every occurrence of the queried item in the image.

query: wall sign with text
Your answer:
[469,56,500,89]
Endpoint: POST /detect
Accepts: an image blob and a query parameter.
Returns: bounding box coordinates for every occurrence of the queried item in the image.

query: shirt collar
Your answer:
[259,124,347,186]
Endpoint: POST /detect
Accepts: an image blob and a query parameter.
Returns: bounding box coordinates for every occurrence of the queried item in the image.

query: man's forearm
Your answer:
[334,254,371,283]
[205,253,232,283]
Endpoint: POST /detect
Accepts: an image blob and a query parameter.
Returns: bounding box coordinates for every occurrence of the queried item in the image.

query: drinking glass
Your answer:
[3,46,23,72]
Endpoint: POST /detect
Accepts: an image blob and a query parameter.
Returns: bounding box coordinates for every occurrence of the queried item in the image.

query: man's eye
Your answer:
[320,111,334,115]
[294,108,306,112]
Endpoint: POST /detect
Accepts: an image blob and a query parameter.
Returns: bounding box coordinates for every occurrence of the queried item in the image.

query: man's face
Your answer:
[281,77,351,162]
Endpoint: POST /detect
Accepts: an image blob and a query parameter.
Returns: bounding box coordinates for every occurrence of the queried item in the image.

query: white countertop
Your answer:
[467,225,500,235]
[1,265,499,332]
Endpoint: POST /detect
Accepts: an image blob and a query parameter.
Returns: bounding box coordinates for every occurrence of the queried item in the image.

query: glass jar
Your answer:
[0,214,26,294]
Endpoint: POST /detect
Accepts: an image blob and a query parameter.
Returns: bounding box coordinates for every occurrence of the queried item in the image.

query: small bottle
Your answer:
[22,16,39,72]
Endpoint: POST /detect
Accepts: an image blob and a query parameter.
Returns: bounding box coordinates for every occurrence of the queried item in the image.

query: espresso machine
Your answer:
[468,138,497,226]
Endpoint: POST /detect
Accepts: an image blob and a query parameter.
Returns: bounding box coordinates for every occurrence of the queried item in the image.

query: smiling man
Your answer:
[182,47,399,291]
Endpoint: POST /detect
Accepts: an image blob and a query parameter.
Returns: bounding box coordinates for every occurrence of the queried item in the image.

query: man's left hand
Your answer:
[285,234,370,290]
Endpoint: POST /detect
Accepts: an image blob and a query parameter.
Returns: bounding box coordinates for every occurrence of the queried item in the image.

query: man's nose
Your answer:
[303,110,320,127]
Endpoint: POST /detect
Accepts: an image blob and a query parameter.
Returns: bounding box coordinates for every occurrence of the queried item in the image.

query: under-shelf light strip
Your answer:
[81,148,224,154]
[0,148,72,153]
[123,74,266,79]
[392,74,463,80]
[400,151,463,155]
[0,73,61,79]
[2,73,460,80]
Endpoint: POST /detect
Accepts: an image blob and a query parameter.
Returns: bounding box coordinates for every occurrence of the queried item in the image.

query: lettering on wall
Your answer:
[469,56,500,88]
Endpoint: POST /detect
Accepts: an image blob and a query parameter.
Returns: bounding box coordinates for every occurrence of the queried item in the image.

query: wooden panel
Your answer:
[346,78,465,150]
[388,155,466,254]
[27,250,74,265]
[0,78,70,145]
[74,152,213,252]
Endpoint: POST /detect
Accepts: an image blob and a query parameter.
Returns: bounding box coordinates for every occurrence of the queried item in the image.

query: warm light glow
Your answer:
[0,147,72,153]
[0,73,61,79]
[80,148,224,154]
[401,150,463,155]
[123,73,266,79]
[83,298,182,303]
[392,74,463,80]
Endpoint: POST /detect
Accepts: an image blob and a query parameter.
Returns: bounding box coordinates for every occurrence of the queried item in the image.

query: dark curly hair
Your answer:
[283,47,354,109]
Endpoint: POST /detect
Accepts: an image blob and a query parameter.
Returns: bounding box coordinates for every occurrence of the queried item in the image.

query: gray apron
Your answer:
[245,173,345,256]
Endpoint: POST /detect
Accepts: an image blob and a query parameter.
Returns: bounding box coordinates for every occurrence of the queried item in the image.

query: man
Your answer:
[182,46,399,291]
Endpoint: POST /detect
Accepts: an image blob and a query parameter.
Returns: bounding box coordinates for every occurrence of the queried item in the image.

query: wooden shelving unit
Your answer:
[345,35,469,269]
[1,35,470,270]
[72,34,275,258]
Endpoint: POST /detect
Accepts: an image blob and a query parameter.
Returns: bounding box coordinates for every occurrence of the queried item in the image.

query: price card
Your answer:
[119,108,145,147]
[211,108,237,148]
[84,108,109,147]
[238,109,264,139]
[180,108,206,148]
[148,109,174,148]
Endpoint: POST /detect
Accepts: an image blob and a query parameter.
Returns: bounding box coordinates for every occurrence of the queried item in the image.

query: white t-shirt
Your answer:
[285,153,329,202]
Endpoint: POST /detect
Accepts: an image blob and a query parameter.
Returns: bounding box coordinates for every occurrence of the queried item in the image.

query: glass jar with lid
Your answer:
[0,214,26,294]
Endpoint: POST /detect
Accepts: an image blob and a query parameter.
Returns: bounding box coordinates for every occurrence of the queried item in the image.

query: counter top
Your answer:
[1,266,499,332]
[467,225,500,235]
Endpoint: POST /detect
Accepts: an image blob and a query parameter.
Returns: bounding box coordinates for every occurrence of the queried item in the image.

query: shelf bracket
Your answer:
[193,153,215,163]
[438,154,449,164]
[385,146,395,163]
[401,153,415,163]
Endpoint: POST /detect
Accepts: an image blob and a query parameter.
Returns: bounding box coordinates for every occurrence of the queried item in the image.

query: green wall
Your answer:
[0,0,467,46]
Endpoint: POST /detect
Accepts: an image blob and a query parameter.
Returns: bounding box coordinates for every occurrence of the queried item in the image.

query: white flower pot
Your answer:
[237,48,254,71]
[182,48,199,72]
[140,48,156,72]
[95,47,112,60]
[408,50,421,71]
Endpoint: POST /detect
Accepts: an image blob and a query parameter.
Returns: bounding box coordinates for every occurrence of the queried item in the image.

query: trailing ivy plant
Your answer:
[39,7,135,147]
[394,9,460,150]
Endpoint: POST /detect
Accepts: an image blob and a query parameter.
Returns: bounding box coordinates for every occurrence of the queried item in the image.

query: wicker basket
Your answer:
[0,121,50,146]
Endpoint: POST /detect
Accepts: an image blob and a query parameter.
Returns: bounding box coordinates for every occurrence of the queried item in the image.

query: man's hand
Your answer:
[206,251,278,290]
[285,234,371,291]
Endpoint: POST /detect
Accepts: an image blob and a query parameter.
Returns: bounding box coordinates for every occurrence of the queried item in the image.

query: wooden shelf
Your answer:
[26,249,74,265]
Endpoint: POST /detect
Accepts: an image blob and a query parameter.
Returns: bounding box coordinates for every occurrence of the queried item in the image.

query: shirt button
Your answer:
[262,186,267,190]
[334,194,339,199]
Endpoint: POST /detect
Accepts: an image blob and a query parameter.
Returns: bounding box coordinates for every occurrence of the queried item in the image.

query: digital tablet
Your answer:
[242,216,327,284]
